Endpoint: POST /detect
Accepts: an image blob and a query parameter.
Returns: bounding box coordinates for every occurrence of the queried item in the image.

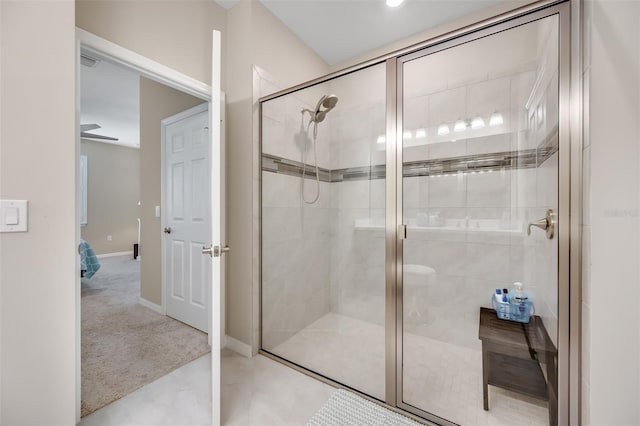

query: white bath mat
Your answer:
[307,389,423,426]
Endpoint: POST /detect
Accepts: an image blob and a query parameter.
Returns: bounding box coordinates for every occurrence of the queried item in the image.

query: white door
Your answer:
[163,103,211,332]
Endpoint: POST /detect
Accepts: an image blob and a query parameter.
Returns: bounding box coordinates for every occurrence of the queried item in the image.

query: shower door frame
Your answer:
[257,1,580,425]
[391,4,573,425]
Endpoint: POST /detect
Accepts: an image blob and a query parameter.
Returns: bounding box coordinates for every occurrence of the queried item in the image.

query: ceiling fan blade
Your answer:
[81,132,119,141]
[80,124,101,132]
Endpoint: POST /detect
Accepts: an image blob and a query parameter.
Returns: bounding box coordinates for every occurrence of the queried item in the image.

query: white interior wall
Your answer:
[582,1,640,424]
[0,1,77,424]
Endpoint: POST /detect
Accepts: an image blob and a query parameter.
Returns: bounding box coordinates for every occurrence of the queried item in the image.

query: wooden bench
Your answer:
[478,307,558,426]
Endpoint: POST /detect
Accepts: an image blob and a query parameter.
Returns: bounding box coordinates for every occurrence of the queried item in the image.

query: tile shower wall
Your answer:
[401,18,560,350]
[261,64,387,347]
[261,89,333,349]
[261,32,559,351]
[327,65,387,325]
[328,108,386,325]
[402,169,541,349]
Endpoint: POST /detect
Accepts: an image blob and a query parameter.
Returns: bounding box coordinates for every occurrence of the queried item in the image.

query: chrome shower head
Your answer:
[312,94,339,123]
[320,94,338,110]
[314,110,327,123]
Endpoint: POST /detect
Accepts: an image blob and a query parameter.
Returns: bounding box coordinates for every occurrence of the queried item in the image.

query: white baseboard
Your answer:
[139,297,163,314]
[97,250,133,259]
[224,335,252,358]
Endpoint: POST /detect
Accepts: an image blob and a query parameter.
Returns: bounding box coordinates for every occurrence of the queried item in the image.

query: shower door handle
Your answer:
[527,209,556,239]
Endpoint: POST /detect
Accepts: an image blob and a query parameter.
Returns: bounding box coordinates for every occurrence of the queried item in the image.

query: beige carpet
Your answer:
[81,255,210,417]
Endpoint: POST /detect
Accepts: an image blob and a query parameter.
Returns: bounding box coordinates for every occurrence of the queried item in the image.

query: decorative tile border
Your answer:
[262,153,332,182]
[262,129,559,182]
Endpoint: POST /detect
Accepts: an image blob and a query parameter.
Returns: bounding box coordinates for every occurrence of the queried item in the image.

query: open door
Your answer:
[206,30,224,426]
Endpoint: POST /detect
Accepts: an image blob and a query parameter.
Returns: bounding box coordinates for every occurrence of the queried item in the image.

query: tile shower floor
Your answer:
[270,312,549,426]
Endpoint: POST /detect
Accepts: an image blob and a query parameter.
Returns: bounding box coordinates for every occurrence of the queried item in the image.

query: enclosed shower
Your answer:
[260,6,570,426]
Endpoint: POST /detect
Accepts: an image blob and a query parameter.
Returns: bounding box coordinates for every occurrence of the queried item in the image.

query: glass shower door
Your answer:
[399,15,560,425]
[260,63,388,400]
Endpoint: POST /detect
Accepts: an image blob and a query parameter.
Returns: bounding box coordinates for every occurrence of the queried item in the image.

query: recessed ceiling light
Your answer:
[415,128,427,138]
[386,0,404,8]
[437,124,450,136]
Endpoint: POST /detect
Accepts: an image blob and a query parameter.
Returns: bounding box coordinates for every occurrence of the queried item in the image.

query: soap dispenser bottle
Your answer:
[510,282,534,323]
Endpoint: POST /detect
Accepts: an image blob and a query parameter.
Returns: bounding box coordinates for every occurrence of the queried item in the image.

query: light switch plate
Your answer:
[0,200,28,232]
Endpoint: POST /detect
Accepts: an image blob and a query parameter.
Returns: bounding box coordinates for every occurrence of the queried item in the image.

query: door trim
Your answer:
[75,28,213,423]
[77,29,211,100]
[161,102,210,321]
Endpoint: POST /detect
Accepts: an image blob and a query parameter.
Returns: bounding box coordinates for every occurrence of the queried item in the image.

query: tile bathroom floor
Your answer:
[80,349,335,426]
[270,312,549,426]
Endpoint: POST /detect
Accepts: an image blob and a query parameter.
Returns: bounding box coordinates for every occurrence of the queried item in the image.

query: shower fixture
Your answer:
[300,94,339,204]
[302,94,339,124]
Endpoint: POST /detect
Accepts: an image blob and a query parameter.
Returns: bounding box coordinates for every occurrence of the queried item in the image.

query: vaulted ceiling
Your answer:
[217,0,509,65]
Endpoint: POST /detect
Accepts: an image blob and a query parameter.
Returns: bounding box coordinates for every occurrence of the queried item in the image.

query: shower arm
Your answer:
[301,108,319,127]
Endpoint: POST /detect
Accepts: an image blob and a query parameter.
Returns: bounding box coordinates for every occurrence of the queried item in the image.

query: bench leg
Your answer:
[482,347,489,410]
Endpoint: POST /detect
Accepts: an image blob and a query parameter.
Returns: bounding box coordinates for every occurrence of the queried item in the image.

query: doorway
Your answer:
[76,28,224,424]
[79,52,211,418]
[258,3,575,425]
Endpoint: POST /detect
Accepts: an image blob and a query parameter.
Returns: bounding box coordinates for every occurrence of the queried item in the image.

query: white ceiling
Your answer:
[222,0,506,65]
[80,53,140,148]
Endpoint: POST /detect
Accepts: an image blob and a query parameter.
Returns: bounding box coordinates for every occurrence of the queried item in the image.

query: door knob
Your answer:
[202,245,230,257]
[164,227,172,234]
[527,209,555,239]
